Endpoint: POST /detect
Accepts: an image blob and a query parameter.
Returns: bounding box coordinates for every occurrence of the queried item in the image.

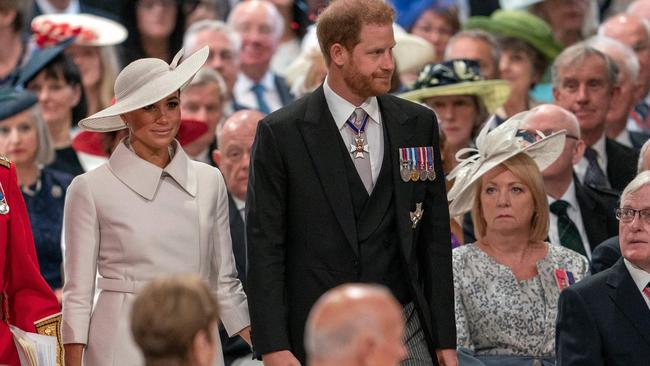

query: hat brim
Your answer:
[448,131,566,217]
[464,16,562,61]
[14,37,76,87]
[78,47,209,132]
[394,31,435,74]
[32,13,128,47]
[398,80,511,114]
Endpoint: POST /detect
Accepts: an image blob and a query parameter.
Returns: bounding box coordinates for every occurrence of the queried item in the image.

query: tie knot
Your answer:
[251,83,264,93]
[352,108,366,126]
[584,147,598,161]
[550,200,570,215]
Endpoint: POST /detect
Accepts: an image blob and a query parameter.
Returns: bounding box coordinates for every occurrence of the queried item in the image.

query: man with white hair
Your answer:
[183,20,244,117]
[305,283,407,366]
[556,170,650,366]
[588,35,650,149]
[599,13,650,132]
[227,0,293,114]
[522,104,619,258]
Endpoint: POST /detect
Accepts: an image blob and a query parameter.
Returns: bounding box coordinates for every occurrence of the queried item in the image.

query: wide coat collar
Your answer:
[606,259,650,346]
[108,139,197,201]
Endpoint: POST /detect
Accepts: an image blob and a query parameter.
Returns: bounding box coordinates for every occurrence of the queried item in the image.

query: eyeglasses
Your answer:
[515,129,579,144]
[615,207,650,224]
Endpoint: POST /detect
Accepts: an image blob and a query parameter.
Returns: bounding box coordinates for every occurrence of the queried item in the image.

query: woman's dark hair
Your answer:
[121,0,186,64]
[26,53,88,125]
[498,37,548,89]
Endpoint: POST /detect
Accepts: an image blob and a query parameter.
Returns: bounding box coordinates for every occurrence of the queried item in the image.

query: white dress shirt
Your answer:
[624,259,650,310]
[323,77,384,184]
[234,71,283,113]
[35,0,79,14]
[232,195,246,222]
[547,180,592,258]
[574,134,608,186]
[614,129,633,149]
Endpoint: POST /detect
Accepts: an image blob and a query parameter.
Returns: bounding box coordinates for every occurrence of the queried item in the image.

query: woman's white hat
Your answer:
[31,13,128,47]
[446,110,566,217]
[78,46,209,132]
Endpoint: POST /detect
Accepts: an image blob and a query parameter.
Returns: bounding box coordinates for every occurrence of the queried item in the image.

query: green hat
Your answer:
[464,9,563,61]
[398,59,511,114]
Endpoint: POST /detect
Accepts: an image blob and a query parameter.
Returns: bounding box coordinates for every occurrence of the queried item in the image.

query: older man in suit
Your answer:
[556,171,650,366]
[246,1,456,365]
[552,42,638,192]
[522,104,619,258]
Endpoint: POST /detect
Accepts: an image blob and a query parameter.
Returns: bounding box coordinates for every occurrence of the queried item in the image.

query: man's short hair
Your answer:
[226,0,284,42]
[551,42,619,89]
[444,30,501,68]
[0,0,24,32]
[586,36,640,81]
[637,139,650,174]
[621,170,650,206]
[316,0,395,65]
[183,19,242,57]
[131,275,219,364]
[184,66,228,102]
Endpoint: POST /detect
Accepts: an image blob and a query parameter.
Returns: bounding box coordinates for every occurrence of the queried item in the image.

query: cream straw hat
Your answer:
[446,110,566,217]
[78,46,209,132]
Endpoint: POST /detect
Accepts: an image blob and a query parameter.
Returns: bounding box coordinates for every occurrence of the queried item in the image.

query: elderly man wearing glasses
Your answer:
[556,170,650,366]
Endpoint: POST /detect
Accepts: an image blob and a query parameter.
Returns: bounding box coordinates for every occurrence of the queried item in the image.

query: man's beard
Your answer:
[341,62,392,98]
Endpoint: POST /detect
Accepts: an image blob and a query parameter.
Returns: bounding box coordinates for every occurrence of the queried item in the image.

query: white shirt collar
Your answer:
[548,179,579,209]
[624,258,650,292]
[36,0,79,14]
[231,195,245,211]
[591,133,608,167]
[614,130,633,149]
[323,76,381,130]
[236,70,275,93]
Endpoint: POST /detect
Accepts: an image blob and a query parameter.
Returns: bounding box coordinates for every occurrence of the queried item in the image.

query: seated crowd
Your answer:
[1,0,650,365]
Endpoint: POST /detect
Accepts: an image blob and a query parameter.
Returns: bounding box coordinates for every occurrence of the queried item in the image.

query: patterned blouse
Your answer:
[453,243,589,357]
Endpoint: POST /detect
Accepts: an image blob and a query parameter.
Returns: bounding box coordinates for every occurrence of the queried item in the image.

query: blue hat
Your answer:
[389,0,456,30]
[0,88,38,120]
[13,36,75,88]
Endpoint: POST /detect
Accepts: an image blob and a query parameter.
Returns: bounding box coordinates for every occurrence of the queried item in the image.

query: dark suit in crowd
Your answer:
[556,259,650,366]
[246,86,456,363]
[605,138,639,192]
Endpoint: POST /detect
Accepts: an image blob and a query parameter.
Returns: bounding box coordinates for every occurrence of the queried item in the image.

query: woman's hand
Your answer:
[64,343,84,366]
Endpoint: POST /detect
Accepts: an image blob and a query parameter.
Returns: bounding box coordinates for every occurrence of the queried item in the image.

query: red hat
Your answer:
[72,119,209,157]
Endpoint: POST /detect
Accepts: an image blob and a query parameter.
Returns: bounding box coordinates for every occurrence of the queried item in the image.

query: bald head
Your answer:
[628,0,650,20]
[213,110,264,200]
[599,14,650,98]
[305,284,406,366]
[522,105,585,194]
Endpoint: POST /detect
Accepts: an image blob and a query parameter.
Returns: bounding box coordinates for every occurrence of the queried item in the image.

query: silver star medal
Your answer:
[350,135,369,159]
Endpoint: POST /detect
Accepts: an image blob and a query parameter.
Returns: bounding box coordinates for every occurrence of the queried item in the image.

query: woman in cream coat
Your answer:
[62,47,250,366]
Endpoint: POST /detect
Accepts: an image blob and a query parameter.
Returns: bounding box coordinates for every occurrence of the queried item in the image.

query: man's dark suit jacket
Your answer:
[220,194,251,366]
[629,130,650,150]
[246,86,456,363]
[462,178,619,249]
[556,258,650,366]
[591,236,622,274]
[605,138,638,192]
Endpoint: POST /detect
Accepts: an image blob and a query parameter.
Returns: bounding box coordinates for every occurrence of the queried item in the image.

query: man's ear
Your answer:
[572,139,586,165]
[330,43,348,68]
[212,149,221,167]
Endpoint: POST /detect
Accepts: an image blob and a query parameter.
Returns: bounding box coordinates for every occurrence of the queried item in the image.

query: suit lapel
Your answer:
[607,260,650,346]
[297,87,358,256]
[379,95,418,260]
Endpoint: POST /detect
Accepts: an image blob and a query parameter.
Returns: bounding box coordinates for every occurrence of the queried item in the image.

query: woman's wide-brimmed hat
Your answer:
[72,118,209,156]
[78,46,209,132]
[398,59,511,114]
[0,88,38,120]
[446,110,566,217]
[464,9,562,61]
[393,26,435,74]
[31,13,128,47]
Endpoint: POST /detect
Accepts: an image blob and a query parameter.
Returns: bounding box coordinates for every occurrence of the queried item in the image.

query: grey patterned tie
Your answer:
[348,108,373,194]
[583,147,609,189]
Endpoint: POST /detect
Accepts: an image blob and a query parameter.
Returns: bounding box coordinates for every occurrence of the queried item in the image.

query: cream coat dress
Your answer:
[62,140,250,366]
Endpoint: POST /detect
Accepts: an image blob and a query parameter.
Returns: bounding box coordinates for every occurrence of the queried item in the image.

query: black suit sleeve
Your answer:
[420,109,457,349]
[590,237,621,275]
[556,287,604,366]
[246,120,291,356]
